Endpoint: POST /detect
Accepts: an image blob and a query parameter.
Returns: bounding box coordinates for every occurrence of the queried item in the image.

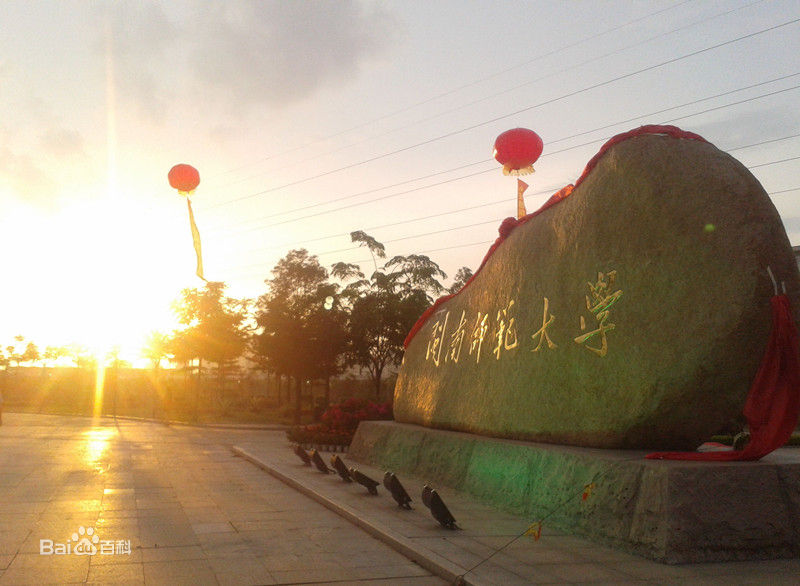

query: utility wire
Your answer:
[231,128,800,258]
[207,72,799,235]
[225,183,800,280]
[239,194,527,257]
[749,156,800,169]
[214,85,800,239]
[209,0,760,194]
[206,159,491,234]
[225,133,800,271]
[205,0,697,184]
[202,16,800,211]
[307,0,765,167]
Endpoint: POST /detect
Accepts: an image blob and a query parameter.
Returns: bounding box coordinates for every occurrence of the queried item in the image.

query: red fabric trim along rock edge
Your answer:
[402,124,708,348]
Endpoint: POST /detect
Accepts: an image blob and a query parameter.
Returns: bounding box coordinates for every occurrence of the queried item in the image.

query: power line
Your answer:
[225,178,800,281]
[320,0,765,164]
[208,72,800,235]
[749,156,800,169]
[228,131,800,258]
[230,127,800,259]
[548,75,800,148]
[216,85,800,239]
[322,186,800,266]
[311,218,504,260]
[342,183,800,269]
[235,166,497,234]
[206,159,490,234]
[240,193,526,257]
[728,133,800,152]
[771,187,800,196]
[202,16,799,211]
[204,0,697,186]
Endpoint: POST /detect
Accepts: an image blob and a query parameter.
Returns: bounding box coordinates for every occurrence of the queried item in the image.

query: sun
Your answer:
[2,193,190,365]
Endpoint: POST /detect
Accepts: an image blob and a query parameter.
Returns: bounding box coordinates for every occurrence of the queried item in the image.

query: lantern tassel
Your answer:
[186,197,206,281]
[517,179,529,219]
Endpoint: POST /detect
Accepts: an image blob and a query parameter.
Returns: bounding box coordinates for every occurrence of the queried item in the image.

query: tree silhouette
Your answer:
[43,345,69,369]
[448,266,474,294]
[171,281,249,403]
[5,335,25,372]
[254,249,346,423]
[336,232,445,398]
[22,341,40,366]
[142,331,170,374]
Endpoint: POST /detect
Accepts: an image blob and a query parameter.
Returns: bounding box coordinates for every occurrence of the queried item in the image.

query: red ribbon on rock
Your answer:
[647,294,800,461]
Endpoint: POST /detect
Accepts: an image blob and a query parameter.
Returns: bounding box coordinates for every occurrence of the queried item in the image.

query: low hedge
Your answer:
[287,397,392,447]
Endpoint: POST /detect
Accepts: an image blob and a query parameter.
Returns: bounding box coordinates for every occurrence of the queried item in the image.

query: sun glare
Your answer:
[2,192,188,364]
[82,427,117,473]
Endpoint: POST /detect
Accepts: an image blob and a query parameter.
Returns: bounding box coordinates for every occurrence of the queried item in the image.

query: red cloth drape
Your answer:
[647,294,800,461]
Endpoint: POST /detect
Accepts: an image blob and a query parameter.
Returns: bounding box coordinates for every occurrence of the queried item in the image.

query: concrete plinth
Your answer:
[350,420,800,564]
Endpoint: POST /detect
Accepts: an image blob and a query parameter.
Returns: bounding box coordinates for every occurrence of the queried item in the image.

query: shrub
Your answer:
[287,398,392,447]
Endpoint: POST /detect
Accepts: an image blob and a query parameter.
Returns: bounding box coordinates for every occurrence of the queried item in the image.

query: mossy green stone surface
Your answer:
[394,133,800,449]
[350,421,800,563]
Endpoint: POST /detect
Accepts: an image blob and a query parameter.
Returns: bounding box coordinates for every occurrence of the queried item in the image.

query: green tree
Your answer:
[171,282,250,401]
[142,331,170,374]
[22,341,40,366]
[253,249,347,422]
[448,266,474,294]
[336,232,445,398]
[306,296,348,406]
[5,335,25,371]
[384,254,447,302]
[69,344,97,370]
[43,345,69,369]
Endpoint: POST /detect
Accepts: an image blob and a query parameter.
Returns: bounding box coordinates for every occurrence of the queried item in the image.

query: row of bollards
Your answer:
[293,444,459,530]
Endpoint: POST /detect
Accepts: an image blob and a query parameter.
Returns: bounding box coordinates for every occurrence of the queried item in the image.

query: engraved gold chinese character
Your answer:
[574,271,622,357]
[493,300,519,360]
[425,311,449,367]
[447,310,468,363]
[469,312,489,363]
[531,297,557,352]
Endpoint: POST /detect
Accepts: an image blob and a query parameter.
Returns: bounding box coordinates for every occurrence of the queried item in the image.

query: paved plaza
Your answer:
[0,413,798,585]
[0,413,442,585]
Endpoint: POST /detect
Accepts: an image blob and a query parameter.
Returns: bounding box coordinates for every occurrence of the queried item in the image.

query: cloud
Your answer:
[99,3,177,123]
[187,1,397,110]
[89,1,398,125]
[0,145,56,205]
[39,127,85,158]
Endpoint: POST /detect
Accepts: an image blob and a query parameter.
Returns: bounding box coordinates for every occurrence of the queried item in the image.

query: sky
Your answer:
[1,0,798,363]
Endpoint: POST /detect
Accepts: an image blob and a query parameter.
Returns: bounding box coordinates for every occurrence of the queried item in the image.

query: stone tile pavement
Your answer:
[0,412,798,585]
[0,413,444,585]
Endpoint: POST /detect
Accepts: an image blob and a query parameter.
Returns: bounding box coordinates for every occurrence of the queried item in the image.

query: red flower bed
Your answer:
[287,398,393,447]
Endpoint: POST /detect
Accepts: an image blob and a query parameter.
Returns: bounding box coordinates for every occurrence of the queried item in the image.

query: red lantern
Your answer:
[168,164,200,194]
[493,128,543,176]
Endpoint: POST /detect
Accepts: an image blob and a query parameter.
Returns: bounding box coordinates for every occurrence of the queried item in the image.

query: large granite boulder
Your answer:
[394,126,800,449]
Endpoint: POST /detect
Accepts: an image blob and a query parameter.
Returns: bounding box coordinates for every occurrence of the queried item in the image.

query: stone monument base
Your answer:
[350,421,800,564]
